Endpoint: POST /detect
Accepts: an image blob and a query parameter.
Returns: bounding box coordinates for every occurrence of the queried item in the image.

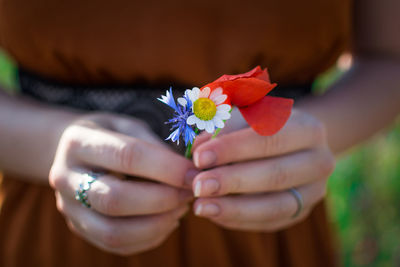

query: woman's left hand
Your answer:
[191,109,335,232]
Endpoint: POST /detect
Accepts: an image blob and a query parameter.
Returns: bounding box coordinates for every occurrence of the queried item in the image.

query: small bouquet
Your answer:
[158,66,294,158]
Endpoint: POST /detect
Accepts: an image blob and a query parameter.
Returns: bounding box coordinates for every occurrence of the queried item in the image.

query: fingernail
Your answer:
[195,203,220,217]
[195,151,216,168]
[179,190,194,202]
[184,169,199,187]
[194,179,220,197]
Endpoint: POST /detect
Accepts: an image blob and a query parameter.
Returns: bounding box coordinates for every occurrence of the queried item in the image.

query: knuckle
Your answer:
[309,119,326,144]
[261,135,286,155]
[316,151,336,177]
[48,167,67,190]
[63,136,81,154]
[117,141,142,172]
[268,162,289,190]
[60,126,82,152]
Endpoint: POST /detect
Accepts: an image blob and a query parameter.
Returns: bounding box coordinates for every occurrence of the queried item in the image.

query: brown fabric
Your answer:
[0,176,337,267]
[0,0,349,266]
[0,0,351,86]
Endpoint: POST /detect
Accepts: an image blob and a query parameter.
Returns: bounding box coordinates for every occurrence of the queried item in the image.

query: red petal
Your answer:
[239,96,294,136]
[214,66,270,82]
[220,78,276,107]
[253,68,271,82]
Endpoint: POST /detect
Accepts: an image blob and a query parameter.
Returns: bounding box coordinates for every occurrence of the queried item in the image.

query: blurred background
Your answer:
[1,50,399,267]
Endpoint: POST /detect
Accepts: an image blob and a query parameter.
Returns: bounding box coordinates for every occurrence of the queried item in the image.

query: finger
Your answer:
[55,170,193,216]
[191,107,246,151]
[82,113,164,147]
[191,132,213,151]
[193,180,326,222]
[63,124,196,188]
[193,149,335,197]
[67,218,178,256]
[209,208,312,232]
[110,115,167,148]
[57,193,188,249]
[219,107,248,133]
[192,110,326,168]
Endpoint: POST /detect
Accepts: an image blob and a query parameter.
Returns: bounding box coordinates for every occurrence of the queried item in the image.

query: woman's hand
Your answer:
[49,113,196,255]
[191,109,335,232]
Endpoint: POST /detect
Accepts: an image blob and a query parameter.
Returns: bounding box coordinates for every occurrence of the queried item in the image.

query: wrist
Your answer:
[0,93,83,183]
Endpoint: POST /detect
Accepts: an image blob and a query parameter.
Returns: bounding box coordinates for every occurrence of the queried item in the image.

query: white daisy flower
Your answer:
[186,86,231,133]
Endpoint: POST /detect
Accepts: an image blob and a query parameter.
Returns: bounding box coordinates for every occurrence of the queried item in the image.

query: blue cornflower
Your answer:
[158,87,197,146]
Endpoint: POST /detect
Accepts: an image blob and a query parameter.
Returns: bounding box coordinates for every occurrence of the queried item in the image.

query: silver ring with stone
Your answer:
[74,172,104,208]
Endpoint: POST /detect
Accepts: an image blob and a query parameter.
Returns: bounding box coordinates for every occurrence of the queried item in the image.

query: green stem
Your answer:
[212,108,232,139]
[185,143,193,159]
[184,128,199,159]
[186,108,232,157]
[212,128,221,139]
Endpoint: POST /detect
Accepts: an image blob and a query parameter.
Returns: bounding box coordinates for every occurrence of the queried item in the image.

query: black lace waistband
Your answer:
[18,68,312,140]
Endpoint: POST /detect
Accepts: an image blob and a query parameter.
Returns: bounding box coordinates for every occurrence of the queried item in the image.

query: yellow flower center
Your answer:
[193,98,217,121]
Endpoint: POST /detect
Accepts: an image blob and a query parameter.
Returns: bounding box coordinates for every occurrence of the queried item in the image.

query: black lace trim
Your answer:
[18,68,312,146]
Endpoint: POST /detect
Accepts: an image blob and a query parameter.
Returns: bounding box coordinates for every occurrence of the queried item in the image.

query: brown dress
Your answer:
[0,0,351,266]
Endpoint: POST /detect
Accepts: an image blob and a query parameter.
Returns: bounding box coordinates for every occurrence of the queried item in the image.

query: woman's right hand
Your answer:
[49,113,196,255]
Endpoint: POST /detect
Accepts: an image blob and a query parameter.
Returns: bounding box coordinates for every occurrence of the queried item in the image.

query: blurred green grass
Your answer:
[1,51,399,266]
[315,65,400,266]
[0,51,17,93]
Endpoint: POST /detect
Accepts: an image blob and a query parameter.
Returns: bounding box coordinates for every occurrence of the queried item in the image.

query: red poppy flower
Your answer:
[200,66,293,136]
